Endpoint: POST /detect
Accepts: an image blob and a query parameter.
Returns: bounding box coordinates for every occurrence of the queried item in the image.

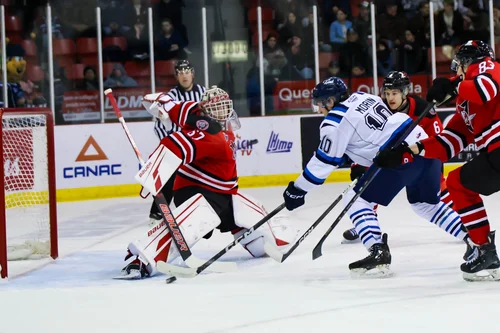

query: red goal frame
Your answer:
[0,108,58,279]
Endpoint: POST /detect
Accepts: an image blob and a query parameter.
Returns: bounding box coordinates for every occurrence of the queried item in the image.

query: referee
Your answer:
[149,60,206,224]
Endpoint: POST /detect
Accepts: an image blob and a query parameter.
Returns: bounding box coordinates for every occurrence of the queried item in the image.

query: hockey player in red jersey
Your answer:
[376,40,500,281]
[115,86,297,279]
[342,71,457,243]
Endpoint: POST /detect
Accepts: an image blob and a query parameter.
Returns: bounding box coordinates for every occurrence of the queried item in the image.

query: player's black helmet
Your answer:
[451,40,494,72]
[383,71,410,94]
[175,60,194,74]
[311,77,349,112]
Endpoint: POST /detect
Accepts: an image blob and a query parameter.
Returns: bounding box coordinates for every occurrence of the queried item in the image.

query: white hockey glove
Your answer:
[142,93,170,122]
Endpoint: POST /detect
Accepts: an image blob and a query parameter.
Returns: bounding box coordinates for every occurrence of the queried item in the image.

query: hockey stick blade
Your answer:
[265,180,357,263]
[159,203,285,278]
[311,94,456,260]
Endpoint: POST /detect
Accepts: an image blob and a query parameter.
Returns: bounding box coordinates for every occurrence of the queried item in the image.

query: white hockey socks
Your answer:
[345,189,382,251]
[411,202,467,240]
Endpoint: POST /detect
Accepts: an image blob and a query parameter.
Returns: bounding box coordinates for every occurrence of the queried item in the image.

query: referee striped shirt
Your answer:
[153,83,206,139]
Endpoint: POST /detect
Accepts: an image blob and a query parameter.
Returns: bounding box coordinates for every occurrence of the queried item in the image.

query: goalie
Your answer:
[117,86,297,279]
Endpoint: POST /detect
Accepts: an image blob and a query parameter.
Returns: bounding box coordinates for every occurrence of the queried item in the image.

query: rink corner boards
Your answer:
[54,163,463,202]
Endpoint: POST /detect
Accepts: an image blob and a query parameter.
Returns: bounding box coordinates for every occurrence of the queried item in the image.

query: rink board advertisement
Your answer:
[55,122,159,196]
[233,116,302,177]
[272,75,430,111]
[53,116,304,200]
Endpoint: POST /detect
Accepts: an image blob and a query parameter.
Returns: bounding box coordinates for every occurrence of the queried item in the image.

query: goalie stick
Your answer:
[157,203,285,278]
[104,89,236,274]
[264,179,357,263]
[312,95,455,260]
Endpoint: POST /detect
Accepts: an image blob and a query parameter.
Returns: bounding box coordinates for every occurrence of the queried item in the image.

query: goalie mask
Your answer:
[200,86,241,131]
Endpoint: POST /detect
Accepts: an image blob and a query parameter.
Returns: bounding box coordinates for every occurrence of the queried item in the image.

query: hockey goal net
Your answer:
[0,108,58,279]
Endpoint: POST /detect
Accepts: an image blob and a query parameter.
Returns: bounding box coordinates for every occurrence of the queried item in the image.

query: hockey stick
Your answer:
[264,179,357,263]
[104,89,236,273]
[312,95,455,260]
[157,203,286,278]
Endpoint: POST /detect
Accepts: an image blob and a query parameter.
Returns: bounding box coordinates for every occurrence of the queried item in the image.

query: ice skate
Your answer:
[349,233,392,278]
[461,231,500,282]
[114,257,151,280]
[341,227,360,244]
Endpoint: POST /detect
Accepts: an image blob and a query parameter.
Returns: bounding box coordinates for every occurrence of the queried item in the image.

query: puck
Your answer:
[165,276,177,284]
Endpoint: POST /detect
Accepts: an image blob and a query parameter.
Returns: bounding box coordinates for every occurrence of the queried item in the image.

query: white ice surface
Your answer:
[1,183,499,333]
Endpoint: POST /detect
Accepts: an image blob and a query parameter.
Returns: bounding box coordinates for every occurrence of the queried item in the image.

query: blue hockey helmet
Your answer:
[311,77,349,112]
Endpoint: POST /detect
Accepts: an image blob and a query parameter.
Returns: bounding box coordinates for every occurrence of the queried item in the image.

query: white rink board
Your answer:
[234,116,302,176]
[55,122,159,190]
[54,116,303,190]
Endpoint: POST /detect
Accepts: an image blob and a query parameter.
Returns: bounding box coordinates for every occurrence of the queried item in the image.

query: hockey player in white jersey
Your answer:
[283,77,469,276]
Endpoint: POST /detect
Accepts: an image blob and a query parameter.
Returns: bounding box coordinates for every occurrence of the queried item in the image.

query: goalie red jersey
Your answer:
[152,95,238,194]
[422,57,500,160]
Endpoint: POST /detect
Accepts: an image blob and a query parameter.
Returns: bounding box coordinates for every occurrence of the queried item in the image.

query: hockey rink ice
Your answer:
[1,183,499,333]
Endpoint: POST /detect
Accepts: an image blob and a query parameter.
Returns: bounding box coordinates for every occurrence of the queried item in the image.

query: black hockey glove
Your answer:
[283,181,307,211]
[350,164,368,181]
[373,142,416,169]
[426,76,461,104]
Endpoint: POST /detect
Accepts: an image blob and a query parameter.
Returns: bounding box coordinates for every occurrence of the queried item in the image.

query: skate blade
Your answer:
[463,268,500,282]
[350,264,393,279]
[113,269,143,280]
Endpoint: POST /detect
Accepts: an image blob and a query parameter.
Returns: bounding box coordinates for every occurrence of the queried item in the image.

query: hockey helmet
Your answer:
[383,71,410,95]
[175,60,194,75]
[200,86,240,131]
[311,77,349,112]
[451,40,494,72]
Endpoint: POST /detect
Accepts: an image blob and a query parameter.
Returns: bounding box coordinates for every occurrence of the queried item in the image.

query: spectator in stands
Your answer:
[329,9,352,51]
[328,60,342,77]
[462,1,489,41]
[124,0,148,30]
[264,34,288,71]
[377,39,393,76]
[278,12,303,47]
[339,28,368,78]
[494,5,500,44]
[436,0,464,47]
[156,19,188,60]
[273,0,308,30]
[54,0,96,39]
[322,0,351,27]
[401,29,423,74]
[102,0,127,36]
[402,0,425,17]
[408,1,431,47]
[79,66,99,91]
[302,10,332,52]
[154,0,186,40]
[282,35,314,80]
[353,1,372,49]
[104,64,138,88]
[377,0,407,48]
[126,18,149,60]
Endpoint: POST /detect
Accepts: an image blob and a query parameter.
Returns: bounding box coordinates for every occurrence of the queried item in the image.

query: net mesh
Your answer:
[3,114,50,260]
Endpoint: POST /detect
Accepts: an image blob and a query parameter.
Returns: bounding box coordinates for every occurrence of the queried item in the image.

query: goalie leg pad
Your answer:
[126,193,220,276]
[232,192,299,258]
